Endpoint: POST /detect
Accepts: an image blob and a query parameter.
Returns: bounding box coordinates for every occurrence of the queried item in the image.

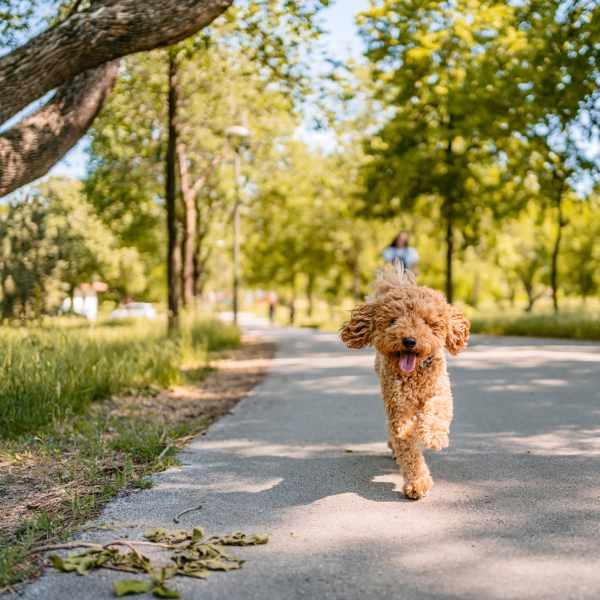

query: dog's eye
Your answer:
[389,318,396,326]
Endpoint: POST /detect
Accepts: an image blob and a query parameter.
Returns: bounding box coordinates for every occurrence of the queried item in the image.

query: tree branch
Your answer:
[0,0,233,125]
[0,61,119,197]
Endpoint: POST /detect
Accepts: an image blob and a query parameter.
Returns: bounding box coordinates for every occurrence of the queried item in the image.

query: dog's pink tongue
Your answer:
[399,353,417,373]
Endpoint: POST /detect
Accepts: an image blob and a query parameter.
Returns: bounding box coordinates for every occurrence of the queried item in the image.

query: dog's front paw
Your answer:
[420,429,449,451]
[415,415,449,451]
[403,474,433,500]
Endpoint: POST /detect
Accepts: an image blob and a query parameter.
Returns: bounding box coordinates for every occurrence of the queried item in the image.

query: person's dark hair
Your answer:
[389,231,410,248]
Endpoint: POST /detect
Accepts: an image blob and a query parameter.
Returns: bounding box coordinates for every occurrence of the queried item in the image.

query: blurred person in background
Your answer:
[383,231,419,274]
[267,291,278,324]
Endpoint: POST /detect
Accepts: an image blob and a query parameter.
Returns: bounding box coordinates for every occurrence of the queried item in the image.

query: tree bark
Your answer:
[166,50,180,332]
[177,142,198,308]
[0,62,118,197]
[445,200,454,303]
[306,274,315,318]
[0,0,233,126]
[550,193,565,314]
[444,128,455,303]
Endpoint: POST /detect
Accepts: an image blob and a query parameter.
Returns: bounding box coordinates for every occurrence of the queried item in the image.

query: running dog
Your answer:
[340,264,470,499]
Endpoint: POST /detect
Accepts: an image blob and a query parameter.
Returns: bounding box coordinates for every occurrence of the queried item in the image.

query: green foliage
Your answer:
[357,0,599,299]
[0,195,60,319]
[0,178,146,319]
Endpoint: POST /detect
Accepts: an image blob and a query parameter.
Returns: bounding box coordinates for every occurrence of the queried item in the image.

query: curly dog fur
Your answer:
[340,264,470,500]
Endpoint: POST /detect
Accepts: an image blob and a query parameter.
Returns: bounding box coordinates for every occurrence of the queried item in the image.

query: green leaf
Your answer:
[191,527,204,542]
[144,528,168,542]
[168,530,190,544]
[49,555,76,573]
[210,532,269,546]
[200,558,242,572]
[152,585,181,599]
[113,579,152,596]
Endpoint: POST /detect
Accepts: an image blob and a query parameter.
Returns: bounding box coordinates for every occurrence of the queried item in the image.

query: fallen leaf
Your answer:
[200,558,242,572]
[210,532,269,546]
[144,528,168,543]
[152,585,180,598]
[113,579,151,596]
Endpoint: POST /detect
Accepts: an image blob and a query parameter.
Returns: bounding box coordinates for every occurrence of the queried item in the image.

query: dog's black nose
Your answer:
[402,337,417,349]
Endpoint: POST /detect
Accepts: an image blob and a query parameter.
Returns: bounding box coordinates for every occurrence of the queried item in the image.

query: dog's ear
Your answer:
[340,302,375,349]
[445,305,470,355]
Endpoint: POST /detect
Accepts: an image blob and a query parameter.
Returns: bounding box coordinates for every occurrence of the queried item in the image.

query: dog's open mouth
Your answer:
[393,351,417,373]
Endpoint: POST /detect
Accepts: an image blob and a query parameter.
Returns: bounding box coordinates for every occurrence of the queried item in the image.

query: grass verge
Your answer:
[0,316,241,437]
[250,301,600,342]
[470,312,600,341]
[0,320,273,592]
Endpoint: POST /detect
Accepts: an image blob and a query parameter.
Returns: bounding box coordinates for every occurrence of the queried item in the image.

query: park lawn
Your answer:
[0,317,274,592]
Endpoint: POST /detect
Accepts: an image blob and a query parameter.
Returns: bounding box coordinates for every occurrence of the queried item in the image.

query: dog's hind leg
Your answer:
[390,434,433,500]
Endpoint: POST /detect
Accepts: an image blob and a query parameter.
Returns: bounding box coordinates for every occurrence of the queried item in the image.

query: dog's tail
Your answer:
[371,261,416,299]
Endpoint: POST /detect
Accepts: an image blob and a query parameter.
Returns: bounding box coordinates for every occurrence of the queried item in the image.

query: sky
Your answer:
[49,1,371,181]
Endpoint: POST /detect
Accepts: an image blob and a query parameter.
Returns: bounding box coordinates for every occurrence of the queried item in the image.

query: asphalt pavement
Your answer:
[11,315,600,599]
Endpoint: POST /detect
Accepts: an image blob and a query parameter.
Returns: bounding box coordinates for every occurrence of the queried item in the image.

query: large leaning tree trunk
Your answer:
[0,0,233,197]
[0,62,119,196]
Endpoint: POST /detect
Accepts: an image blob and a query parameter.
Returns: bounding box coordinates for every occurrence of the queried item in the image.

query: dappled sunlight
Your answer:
[193,438,388,459]
[481,429,600,456]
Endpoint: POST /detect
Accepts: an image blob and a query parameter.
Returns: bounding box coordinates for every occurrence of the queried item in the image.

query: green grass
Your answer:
[250,297,600,341]
[0,316,240,438]
[0,315,243,590]
[470,312,600,341]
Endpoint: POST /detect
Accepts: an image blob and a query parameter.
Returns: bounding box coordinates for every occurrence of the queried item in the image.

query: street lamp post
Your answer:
[225,125,250,326]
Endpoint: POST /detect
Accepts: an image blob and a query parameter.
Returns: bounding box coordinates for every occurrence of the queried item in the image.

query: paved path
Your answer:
[14,317,600,599]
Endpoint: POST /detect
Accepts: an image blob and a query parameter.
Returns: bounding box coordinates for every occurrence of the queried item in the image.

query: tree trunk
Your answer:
[0,62,119,197]
[232,152,241,325]
[550,194,564,314]
[193,250,201,298]
[351,260,360,300]
[0,0,233,126]
[525,286,535,312]
[166,50,180,332]
[289,276,297,325]
[469,271,480,308]
[306,274,315,318]
[177,142,198,308]
[445,200,454,303]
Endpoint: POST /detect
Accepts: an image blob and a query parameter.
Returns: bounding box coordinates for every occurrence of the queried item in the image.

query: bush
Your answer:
[0,317,240,438]
[187,318,241,352]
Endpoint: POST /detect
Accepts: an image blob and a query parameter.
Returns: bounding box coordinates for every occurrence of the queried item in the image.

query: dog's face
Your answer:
[340,285,470,376]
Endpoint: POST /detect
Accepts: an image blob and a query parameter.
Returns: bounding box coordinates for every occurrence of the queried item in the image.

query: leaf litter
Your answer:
[46,525,269,598]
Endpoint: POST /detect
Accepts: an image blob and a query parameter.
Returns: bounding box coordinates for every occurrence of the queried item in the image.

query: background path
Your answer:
[14,316,600,599]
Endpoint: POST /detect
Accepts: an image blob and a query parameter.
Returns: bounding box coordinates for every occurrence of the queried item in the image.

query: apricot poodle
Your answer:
[340,264,470,500]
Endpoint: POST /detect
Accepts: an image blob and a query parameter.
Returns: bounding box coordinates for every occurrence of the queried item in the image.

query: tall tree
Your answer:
[358,0,599,302]
[165,49,180,331]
